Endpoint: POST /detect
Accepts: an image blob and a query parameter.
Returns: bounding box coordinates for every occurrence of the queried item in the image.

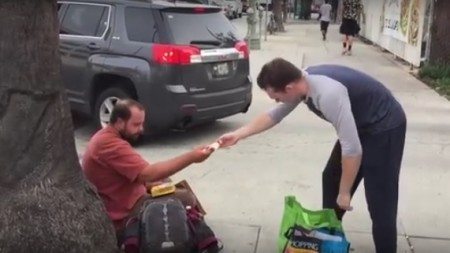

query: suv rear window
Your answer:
[162,10,241,47]
[125,7,159,43]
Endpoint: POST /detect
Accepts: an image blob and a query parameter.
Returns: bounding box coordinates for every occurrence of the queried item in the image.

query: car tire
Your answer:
[94,87,131,128]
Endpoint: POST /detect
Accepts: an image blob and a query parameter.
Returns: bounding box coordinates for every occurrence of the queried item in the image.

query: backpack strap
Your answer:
[197,236,222,250]
[122,216,140,253]
[186,207,223,252]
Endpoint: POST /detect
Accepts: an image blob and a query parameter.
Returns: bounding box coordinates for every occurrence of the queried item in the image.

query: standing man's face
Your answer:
[265,78,307,103]
[118,106,145,141]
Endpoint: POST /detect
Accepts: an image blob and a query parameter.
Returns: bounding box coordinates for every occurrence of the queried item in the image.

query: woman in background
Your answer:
[339,0,363,55]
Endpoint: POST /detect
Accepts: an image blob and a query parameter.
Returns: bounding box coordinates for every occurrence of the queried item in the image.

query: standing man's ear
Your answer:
[285,84,294,93]
[285,79,302,92]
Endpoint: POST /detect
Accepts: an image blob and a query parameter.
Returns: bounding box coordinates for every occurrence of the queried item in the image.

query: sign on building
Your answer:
[383,0,421,46]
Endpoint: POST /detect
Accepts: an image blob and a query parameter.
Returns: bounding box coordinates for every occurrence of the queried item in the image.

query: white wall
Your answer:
[359,0,427,66]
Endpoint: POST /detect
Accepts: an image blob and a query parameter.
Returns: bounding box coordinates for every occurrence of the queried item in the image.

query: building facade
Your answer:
[357,0,434,66]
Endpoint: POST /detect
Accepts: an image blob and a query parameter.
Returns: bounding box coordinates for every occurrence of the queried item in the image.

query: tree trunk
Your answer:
[336,0,343,23]
[282,0,288,23]
[300,0,313,20]
[273,0,285,31]
[430,0,450,64]
[0,1,118,252]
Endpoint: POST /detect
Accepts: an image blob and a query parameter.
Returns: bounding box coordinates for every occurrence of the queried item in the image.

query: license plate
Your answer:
[213,62,229,76]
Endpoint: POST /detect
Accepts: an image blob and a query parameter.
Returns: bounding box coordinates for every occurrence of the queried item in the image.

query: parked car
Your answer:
[225,0,243,18]
[258,0,272,11]
[57,0,252,133]
[209,0,234,19]
[242,0,248,13]
[311,3,320,14]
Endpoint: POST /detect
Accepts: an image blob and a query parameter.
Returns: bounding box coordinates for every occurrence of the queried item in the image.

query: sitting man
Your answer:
[82,99,213,240]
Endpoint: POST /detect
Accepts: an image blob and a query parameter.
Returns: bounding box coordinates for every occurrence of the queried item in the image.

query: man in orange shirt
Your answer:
[82,99,213,234]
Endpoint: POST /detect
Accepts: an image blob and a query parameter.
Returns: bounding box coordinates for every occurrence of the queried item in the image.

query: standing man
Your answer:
[82,99,214,239]
[319,0,332,41]
[218,58,406,253]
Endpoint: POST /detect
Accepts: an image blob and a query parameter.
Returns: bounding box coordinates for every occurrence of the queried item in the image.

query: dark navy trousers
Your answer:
[322,122,406,253]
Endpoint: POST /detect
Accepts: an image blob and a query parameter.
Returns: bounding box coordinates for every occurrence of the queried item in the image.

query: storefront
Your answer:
[359,0,434,67]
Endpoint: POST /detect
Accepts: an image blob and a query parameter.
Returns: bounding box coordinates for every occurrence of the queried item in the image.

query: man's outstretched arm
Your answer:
[218,99,302,147]
[137,147,213,183]
[218,112,277,147]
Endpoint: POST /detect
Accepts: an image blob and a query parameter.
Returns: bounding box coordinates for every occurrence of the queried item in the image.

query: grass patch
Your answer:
[419,64,450,100]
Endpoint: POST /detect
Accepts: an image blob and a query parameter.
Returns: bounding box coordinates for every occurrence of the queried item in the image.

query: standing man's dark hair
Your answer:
[257,58,303,91]
[110,99,145,124]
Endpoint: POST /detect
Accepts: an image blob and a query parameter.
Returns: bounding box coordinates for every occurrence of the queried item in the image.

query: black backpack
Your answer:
[122,197,222,253]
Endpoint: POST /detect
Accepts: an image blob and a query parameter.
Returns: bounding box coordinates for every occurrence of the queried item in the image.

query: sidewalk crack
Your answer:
[253,226,262,253]
[399,218,415,253]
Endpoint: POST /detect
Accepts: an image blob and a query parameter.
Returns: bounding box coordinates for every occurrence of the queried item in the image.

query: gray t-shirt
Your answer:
[267,74,362,156]
[320,4,332,22]
[267,65,406,157]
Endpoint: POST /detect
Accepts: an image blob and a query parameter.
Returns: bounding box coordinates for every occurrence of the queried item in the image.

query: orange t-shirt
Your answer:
[82,126,148,229]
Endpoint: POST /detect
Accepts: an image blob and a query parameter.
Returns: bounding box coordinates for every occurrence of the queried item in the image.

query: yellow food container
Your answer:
[150,182,176,197]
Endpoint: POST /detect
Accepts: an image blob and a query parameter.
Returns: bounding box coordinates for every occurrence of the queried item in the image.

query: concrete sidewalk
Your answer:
[74,18,450,253]
[203,20,450,252]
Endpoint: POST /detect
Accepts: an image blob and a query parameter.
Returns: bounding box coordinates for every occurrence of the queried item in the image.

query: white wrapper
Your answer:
[208,142,220,151]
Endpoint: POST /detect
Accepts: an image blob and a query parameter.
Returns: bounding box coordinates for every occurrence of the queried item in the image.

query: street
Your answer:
[74,16,450,253]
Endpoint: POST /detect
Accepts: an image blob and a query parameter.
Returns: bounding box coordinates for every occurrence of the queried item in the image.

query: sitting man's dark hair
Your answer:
[256,58,303,92]
[110,99,145,124]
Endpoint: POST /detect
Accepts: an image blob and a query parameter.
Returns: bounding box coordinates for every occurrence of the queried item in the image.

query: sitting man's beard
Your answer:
[119,129,141,143]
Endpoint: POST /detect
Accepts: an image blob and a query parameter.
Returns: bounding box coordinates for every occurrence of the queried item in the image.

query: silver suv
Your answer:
[225,0,243,18]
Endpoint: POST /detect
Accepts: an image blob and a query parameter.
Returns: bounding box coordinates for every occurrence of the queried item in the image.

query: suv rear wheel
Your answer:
[94,87,131,128]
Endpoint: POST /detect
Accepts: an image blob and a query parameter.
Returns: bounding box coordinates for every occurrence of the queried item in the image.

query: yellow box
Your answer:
[150,182,176,197]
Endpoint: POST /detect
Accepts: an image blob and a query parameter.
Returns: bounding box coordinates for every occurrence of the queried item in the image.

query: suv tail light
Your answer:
[235,41,249,59]
[152,44,201,65]
[193,7,206,13]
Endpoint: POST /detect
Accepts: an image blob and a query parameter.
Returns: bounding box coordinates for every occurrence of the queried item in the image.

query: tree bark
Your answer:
[273,0,285,31]
[300,0,313,20]
[336,0,343,23]
[430,0,450,64]
[0,1,118,252]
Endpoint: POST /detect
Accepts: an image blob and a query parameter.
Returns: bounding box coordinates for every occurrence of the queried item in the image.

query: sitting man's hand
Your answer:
[190,146,214,163]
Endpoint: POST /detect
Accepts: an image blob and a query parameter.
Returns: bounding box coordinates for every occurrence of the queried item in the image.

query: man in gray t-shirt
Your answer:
[319,0,332,40]
[218,58,406,253]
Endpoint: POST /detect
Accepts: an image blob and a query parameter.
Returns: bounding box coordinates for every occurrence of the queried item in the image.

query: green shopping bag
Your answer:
[278,196,343,253]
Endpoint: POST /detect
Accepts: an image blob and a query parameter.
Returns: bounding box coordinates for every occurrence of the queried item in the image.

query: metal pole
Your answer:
[424,0,434,62]
[246,0,261,50]
[259,7,263,40]
[264,0,268,41]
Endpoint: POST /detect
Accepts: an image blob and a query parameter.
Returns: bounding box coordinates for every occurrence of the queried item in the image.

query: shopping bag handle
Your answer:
[284,225,313,239]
